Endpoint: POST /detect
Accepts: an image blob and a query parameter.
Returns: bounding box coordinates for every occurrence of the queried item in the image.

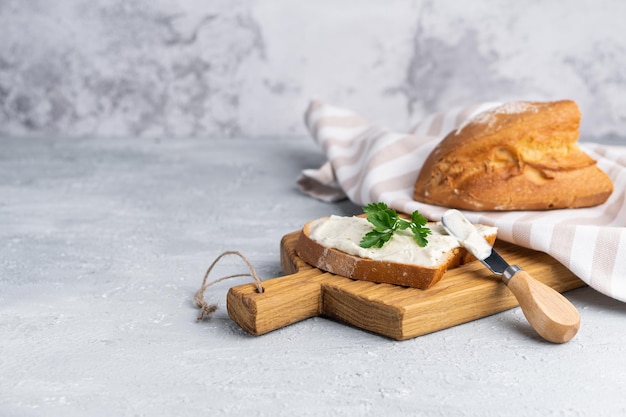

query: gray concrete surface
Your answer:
[1,136,625,416]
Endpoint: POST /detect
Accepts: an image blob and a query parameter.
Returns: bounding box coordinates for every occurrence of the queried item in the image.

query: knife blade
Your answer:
[441,209,580,343]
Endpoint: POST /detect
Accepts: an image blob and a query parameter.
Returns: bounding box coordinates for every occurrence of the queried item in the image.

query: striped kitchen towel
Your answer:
[298,100,626,302]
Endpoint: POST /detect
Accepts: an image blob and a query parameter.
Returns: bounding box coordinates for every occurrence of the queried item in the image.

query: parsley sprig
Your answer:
[359,202,431,249]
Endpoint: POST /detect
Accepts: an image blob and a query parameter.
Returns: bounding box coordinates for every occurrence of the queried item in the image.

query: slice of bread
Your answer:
[295,215,497,289]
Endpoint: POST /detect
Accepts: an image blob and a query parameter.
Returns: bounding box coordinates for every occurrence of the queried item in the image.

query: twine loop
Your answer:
[194,251,264,321]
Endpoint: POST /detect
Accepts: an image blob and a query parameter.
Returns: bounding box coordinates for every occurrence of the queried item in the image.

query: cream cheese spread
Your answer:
[441,209,494,260]
[309,215,496,267]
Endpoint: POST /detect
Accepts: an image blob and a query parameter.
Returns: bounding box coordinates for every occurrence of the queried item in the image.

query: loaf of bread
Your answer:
[414,100,613,211]
[295,215,497,289]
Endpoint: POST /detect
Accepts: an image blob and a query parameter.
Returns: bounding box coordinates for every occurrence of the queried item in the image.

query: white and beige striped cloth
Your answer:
[298,100,626,302]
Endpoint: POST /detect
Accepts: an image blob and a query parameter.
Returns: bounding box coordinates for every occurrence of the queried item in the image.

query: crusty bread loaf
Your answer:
[414,100,613,211]
[295,216,497,289]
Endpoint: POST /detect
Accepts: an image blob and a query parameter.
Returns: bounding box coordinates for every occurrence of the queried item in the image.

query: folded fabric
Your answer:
[298,100,626,302]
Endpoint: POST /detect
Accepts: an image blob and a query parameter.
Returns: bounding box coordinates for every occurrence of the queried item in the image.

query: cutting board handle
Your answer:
[227,269,327,335]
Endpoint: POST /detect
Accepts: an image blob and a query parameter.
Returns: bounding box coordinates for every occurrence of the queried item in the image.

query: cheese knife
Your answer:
[441,209,580,343]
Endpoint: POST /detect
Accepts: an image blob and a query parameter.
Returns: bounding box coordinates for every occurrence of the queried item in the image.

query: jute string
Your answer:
[194,250,264,321]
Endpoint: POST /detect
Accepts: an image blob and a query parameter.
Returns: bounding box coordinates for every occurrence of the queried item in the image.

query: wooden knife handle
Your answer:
[505,268,580,343]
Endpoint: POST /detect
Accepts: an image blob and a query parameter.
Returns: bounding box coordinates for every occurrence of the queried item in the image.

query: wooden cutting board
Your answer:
[227,231,586,340]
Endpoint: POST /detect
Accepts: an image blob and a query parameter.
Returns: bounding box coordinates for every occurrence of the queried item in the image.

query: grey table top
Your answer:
[1,135,625,417]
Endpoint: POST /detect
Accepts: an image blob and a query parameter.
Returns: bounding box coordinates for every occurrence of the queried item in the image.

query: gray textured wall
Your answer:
[1,0,625,139]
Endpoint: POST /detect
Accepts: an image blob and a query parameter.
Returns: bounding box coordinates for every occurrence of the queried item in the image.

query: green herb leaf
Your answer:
[395,219,410,230]
[359,202,431,249]
[409,210,431,247]
[411,210,428,227]
[359,230,393,248]
[366,210,394,231]
[362,202,390,215]
[410,223,431,247]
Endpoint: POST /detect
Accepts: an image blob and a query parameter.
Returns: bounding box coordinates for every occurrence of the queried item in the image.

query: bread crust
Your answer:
[413,100,613,211]
[295,217,497,289]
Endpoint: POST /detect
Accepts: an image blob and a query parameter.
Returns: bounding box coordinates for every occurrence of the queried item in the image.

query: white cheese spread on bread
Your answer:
[309,215,496,267]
